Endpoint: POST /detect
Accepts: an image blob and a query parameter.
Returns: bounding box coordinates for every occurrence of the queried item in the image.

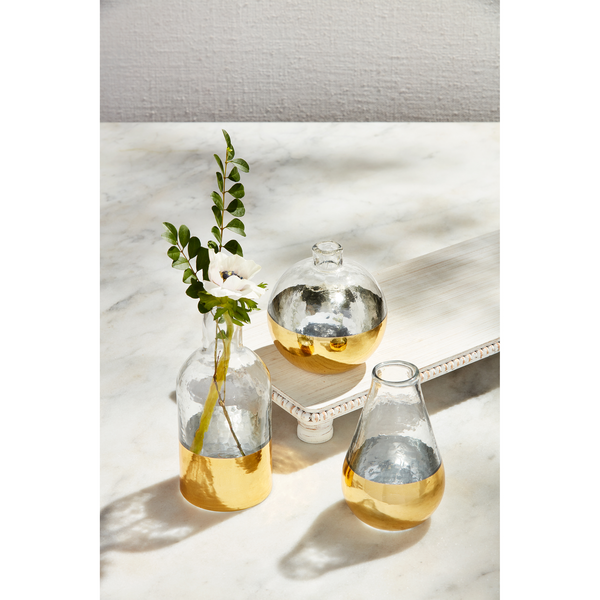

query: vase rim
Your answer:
[312,240,343,270]
[312,240,343,254]
[372,360,420,387]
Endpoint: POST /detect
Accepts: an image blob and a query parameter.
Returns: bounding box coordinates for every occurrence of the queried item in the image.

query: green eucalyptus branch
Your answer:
[162,129,260,323]
[210,129,248,257]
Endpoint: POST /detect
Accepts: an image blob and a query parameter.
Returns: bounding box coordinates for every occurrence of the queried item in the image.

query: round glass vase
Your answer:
[176,311,272,511]
[342,360,445,531]
[267,241,387,374]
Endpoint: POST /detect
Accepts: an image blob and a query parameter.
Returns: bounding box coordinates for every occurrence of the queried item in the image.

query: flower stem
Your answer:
[189,312,244,456]
[177,242,198,280]
[215,380,246,457]
[219,156,229,251]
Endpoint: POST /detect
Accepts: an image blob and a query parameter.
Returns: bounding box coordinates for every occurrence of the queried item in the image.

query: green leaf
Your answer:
[237,298,254,312]
[231,158,249,173]
[188,236,201,259]
[234,300,245,313]
[222,129,232,147]
[227,166,240,182]
[178,225,190,248]
[162,230,177,245]
[239,298,258,310]
[196,247,210,280]
[211,191,224,210]
[183,268,196,284]
[163,222,178,237]
[167,245,180,261]
[258,282,268,288]
[198,292,226,312]
[215,330,228,340]
[216,172,224,193]
[225,218,246,237]
[226,145,235,161]
[197,300,212,314]
[211,226,222,244]
[186,280,204,298]
[214,154,224,173]
[186,285,199,299]
[171,256,189,270]
[223,239,243,256]
[207,240,218,252]
[232,310,249,325]
[211,205,223,227]
[227,183,245,199]
[226,198,245,217]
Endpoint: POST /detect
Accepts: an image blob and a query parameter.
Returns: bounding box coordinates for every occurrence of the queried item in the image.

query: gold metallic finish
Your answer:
[297,334,315,356]
[342,459,445,531]
[329,337,348,352]
[179,441,272,511]
[268,315,387,374]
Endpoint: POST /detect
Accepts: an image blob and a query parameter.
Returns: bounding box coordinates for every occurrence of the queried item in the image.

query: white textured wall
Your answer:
[100,0,499,122]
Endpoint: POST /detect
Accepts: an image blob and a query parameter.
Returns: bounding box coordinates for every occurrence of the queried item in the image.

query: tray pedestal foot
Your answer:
[297,420,334,444]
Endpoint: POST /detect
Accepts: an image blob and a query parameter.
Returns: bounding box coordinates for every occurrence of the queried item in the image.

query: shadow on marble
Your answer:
[271,354,499,476]
[279,500,430,579]
[271,402,362,475]
[100,476,236,576]
[422,353,499,415]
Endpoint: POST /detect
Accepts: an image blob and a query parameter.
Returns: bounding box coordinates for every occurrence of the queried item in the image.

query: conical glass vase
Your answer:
[267,241,387,374]
[342,360,444,530]
[176,311,272,511]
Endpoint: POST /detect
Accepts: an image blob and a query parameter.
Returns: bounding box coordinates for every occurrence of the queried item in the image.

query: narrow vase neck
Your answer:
[312,241,343,270]
[202,311,243,348]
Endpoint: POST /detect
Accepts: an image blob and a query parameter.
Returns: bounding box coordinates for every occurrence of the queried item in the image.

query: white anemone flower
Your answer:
[204,249,265,301]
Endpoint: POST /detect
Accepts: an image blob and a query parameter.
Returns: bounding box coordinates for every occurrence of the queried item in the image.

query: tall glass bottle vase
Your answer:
[176,311,272,511]
[342,360,444,530]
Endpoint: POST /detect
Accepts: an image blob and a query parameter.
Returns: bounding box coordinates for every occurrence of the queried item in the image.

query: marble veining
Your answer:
[100,123,499,598]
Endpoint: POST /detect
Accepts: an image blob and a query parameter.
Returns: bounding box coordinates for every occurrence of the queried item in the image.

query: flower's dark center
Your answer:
[221,270,242,281]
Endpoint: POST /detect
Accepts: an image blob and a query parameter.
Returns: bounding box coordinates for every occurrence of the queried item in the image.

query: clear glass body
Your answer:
[267,241,387,374]
[342,360,444,530]
[176,311,272,511]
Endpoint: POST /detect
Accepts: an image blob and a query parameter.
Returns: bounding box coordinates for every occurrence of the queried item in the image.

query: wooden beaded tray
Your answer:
[244,231,500,443]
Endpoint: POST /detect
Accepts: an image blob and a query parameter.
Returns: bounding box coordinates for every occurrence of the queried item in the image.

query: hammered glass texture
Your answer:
[268,241,386,336]
[342,361,444,530]
[267,242,387,373]
[176,313,272,458]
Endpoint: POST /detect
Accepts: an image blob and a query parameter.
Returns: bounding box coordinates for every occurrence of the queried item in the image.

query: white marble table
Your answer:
[100,123,499,599]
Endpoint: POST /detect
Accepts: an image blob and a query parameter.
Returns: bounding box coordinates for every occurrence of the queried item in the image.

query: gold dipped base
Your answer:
[267,315,387,374]
[179,441,272,511]
[342,459,445,530]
